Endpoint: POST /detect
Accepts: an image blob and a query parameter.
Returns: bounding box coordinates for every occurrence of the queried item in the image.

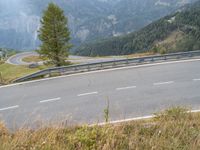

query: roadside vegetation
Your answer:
[0,107,200,150]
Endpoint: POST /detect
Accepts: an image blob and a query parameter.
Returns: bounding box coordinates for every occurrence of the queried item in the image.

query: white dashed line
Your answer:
[153,81,174,86]
[78,92,98,97]
[193,79,200,81]
[116,86,136,91]
[40,97,61,103]
[0,105,19,111]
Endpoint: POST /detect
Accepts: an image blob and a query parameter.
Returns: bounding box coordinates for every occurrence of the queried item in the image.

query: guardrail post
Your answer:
[48,69,51,77]
[126,59,129,65]
[139,58,144,63]
[0,72,3,83]
[60,68,64,75]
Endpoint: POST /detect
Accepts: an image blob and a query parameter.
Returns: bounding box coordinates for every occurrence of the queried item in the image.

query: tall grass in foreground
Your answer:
[1,107,200,150]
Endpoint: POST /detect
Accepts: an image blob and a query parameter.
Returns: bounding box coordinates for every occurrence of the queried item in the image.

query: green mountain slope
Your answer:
[74,1,200,56]
[0,0,196,50]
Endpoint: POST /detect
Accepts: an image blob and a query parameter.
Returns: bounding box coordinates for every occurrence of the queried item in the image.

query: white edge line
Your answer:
[153,81,174,86]
[193,79,200,81]
[39,97,61,103]
[190,110,200,113]
[1,58,200,89]
[78,92,98,97]
[116,86,136,91]
[90,115,155,126]
[0,105,19,111]
[90,109,200,126]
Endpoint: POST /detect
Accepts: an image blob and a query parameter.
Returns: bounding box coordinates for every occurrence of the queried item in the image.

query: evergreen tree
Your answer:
[38,3,72,66]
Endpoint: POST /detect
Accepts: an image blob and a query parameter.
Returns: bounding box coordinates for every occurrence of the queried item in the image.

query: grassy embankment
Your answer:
[0,63,48,84]
[0,107,200,149]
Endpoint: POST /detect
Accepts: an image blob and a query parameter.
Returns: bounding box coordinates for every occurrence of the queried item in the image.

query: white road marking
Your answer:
[90,115,155,126]
[78,92,98,97]
[1,58,200,89]
[116,86,136,91]
[40,97,61,103]
[91,109,200,126]
[153,81,174,86]
[0,105,19,111]
[190,109,200,113]
[193,79,200,81]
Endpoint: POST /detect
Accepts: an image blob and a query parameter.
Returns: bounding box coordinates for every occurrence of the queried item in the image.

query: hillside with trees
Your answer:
[0,0,197,50]
[74,1,200,56]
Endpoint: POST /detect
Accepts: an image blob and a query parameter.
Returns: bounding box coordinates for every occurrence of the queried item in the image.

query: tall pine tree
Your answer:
[38,3,72,66]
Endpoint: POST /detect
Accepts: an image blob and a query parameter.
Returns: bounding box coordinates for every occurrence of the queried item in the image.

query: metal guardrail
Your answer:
[14,50,200,83]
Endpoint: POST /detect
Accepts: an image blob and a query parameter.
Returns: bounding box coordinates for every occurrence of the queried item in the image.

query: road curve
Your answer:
[6,52,125,66]
[1,59,200,129]
[6,52,38,65]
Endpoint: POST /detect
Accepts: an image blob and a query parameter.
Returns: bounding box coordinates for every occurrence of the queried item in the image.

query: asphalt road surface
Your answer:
[1,59,200,129]
[6,52,37,65]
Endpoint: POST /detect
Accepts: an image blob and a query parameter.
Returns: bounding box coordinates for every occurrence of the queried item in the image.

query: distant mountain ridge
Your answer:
[74,0,200,56]
[0,0,197,50]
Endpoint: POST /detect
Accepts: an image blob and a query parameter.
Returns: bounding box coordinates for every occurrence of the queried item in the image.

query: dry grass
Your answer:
[90,52,154,59]
[22,55,44,63]
[22,55,49,63]
[125,52,155,59]
[1,107,200,150]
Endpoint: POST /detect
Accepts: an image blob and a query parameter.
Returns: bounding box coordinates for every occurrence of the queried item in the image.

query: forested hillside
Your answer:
[74,1,200,56]
[0,0,196,50]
